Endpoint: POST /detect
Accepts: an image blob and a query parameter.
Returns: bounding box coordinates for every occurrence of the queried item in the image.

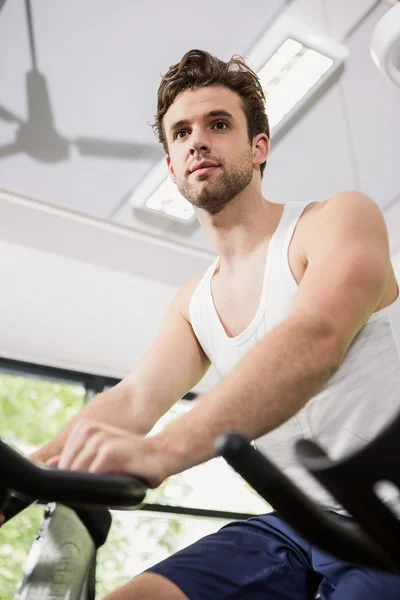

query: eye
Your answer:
[175,130,188,140]
[213,121,229,130]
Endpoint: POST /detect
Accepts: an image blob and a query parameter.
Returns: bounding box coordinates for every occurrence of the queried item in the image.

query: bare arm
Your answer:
[151,192,393,478]
[32,276,209,464]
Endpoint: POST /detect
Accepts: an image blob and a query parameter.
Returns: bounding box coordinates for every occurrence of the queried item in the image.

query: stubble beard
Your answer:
[176,149,254,216]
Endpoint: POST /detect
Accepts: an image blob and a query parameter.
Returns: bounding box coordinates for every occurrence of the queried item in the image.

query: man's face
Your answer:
[164,85,257,215]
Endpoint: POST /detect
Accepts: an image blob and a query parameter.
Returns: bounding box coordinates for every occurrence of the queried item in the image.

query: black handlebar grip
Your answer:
[216,432,395,571]
[0,439,148,511]
[1,493,33,523]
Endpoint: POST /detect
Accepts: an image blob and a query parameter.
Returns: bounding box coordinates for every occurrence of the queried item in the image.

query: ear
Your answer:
[166,155,176,184]
[252,133,270,169]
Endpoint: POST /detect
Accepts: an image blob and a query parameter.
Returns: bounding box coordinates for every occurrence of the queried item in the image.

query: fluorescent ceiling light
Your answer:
[144,176,195,222]
[259,36,347,136]
[260,38,334,131]
[130,159,196,224]
[133,33,347,225]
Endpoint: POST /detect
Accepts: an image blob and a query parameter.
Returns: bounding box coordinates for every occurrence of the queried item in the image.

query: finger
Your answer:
[46,455,60,466]
[89,439,137,475]
[58,443,85,470]
[69,432,108,472]
[58,421,93,469]
[89,440,131,474]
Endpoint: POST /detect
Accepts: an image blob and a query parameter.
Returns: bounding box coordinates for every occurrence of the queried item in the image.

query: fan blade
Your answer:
[0,105,24,124]
[25,70,58,131]
[0,141,20,158]
[73,136,161,160]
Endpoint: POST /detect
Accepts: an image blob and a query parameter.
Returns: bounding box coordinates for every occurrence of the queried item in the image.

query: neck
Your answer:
[195,186,285,272]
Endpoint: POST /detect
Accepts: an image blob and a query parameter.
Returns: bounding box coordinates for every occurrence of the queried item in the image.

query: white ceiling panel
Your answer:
[339,2,400,211]
[323,0,380,40]
[262,81,357,204]
[1,0,400,266]
[0,0,286,217]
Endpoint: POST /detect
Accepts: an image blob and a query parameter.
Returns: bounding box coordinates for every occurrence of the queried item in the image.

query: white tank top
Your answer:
[189,201,400,512]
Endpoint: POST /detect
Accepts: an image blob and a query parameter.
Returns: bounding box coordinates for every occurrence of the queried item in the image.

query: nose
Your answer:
[189,130,211,155]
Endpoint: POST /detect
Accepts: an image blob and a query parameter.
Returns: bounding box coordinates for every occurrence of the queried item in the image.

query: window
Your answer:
[0,370,86,599]
[146,400,268,514]
[0,361,267,598]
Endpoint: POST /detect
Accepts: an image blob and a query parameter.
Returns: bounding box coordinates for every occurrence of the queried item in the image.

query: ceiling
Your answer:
[1,0,399,261]
[0,0,286,251]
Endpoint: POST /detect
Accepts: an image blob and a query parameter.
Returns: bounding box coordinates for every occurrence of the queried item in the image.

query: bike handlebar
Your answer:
[0,438,148,523]
[216,432,398,573]
[4,432,396,572]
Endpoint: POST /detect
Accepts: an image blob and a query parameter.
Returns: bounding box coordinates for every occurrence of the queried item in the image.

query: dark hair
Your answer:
[153,49,269,177]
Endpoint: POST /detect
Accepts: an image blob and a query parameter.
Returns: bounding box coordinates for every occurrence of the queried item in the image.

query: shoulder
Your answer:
[176,270,209,322]
[313,189,382,216]
[293,191,389,276]
[301,190,387,237]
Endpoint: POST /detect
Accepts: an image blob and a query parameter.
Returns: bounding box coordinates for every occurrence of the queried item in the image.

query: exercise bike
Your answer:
[2,408,400,599]
[218,411,400,574]
[0,439,148,600]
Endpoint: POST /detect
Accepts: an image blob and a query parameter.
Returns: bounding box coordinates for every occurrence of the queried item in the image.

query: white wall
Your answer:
[0,238,175,378]
[0,191,219,391]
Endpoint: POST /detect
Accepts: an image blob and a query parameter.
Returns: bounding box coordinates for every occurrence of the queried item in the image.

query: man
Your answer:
[9,50,400,598]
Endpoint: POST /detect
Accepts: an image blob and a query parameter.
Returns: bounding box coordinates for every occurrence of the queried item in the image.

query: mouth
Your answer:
[190,164,220,176]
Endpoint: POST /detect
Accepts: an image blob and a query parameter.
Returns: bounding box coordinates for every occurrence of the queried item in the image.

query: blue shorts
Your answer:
[147,512,400,599]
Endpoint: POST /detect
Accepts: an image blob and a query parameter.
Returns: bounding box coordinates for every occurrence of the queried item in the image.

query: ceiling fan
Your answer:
[0,0,161,163]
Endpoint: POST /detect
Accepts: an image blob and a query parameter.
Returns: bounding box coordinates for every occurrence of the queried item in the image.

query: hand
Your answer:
[50,419,167,488]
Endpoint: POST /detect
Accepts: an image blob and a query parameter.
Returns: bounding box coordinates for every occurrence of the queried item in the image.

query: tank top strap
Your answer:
[189,257,218,345]
[277,201,316,252]
[266,201,318,296]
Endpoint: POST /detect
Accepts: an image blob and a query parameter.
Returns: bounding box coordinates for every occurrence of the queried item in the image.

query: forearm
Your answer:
[154,317,341,477]
[32,382,150,463]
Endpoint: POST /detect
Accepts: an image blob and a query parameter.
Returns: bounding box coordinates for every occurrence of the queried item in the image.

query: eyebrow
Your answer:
[169,110,234,134]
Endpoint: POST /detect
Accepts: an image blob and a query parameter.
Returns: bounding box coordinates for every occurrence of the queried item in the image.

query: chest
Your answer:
[210,234,306,338]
